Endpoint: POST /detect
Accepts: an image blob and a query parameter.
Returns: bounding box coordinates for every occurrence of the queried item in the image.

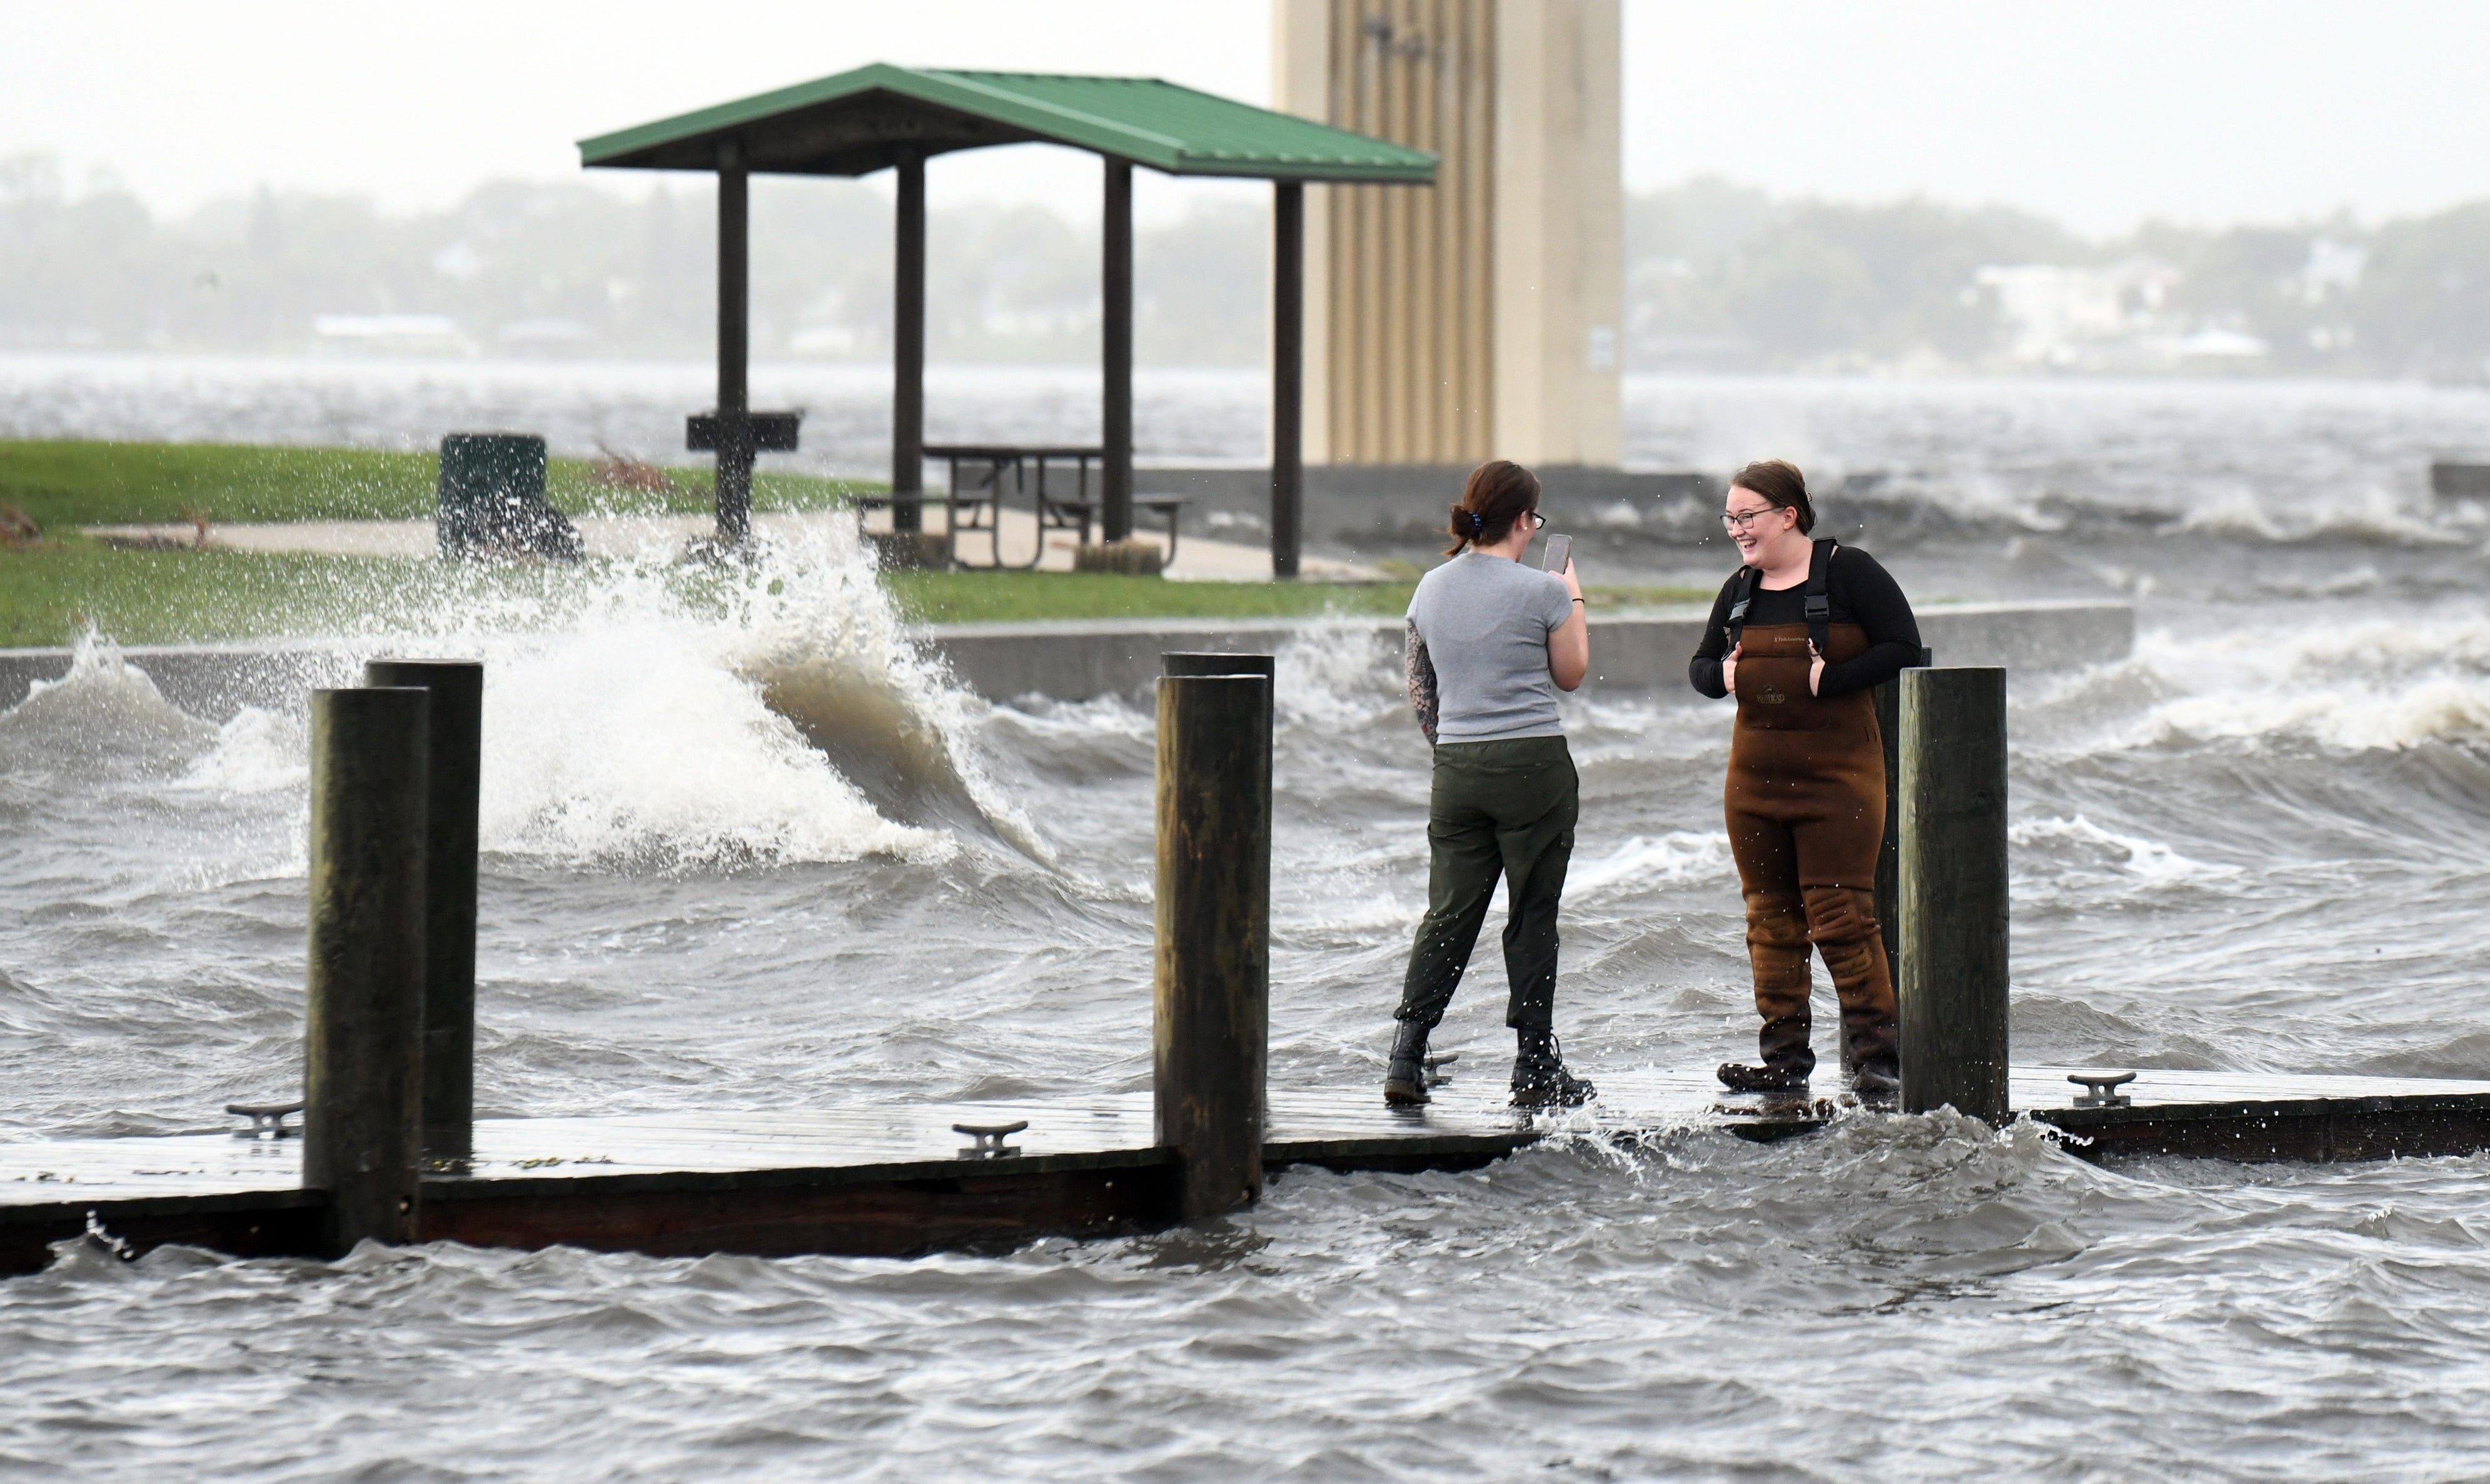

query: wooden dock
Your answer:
[10,1066,2490,1277]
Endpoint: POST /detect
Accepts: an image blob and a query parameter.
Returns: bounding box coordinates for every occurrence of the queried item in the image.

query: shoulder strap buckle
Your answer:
[1803,539,1838,653]
[1724,565,1758,650]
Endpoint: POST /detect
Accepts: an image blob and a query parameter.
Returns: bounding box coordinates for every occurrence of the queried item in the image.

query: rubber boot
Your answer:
[1851,1058,1901,1108]
[1383,1020,1431,1107]
[1717,1060,1811,1093]
[1510,1026,1595,1109]
[1719,889,1815,1092]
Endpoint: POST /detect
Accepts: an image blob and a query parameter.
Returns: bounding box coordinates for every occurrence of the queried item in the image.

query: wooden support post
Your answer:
[892,149,927,534]
[1154,673,1272,1220]
[303,686,429,1253]
[1875,677,1902,971]
[1271,181,1304,580]
[1897,667,2010,1123]
[365,659,482,1166]
[1161,652,1275,681]
[1102,158,1134,545]
[713,136,753,547]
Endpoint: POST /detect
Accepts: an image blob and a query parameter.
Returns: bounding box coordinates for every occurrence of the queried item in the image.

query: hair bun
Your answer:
[1443,461,1542,556]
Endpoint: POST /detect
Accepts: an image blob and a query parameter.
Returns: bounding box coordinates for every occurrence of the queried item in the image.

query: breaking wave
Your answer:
[4,526,1042,871]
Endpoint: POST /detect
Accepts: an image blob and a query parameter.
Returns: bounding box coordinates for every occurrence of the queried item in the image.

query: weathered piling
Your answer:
[303,686,430,1252]
[1154,671,1273,1220]
[365,659,482,1165]
[1872,646,1932,970]
[1161,652,1277,681]
[1896,667,2010,1123]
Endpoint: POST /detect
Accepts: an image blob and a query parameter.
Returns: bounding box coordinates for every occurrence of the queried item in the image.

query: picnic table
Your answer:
[862,444,1188,568]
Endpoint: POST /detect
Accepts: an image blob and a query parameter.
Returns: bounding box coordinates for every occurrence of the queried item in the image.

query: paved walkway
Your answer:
[85,509,1382,583]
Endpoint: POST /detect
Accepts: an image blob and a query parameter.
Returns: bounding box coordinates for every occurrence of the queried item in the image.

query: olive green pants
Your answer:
[1395,735,1578,1032]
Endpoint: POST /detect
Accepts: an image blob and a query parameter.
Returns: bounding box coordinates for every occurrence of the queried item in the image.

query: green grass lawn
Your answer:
[880,569,1705,624]
[0,438,1706,647]
[0,540,597,647]
[0,540,1708,649]
[0,439,866,530]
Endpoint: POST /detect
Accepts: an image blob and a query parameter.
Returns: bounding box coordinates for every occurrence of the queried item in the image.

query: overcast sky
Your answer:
[6,1,2489,236]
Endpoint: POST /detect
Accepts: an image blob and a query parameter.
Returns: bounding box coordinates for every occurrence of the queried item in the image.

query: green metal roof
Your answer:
[578,63,1436,184]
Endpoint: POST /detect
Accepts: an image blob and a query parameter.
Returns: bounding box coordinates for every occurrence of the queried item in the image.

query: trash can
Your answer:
[437,433,580,561]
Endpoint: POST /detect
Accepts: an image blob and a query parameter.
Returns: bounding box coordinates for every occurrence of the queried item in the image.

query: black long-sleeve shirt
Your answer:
[1688,546,1922,700]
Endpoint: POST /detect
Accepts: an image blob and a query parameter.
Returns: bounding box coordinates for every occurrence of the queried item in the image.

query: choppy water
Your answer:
[9,363,2490,1478]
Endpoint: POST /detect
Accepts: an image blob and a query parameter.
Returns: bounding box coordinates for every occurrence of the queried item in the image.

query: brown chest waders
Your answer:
[1721,549,1900,1081]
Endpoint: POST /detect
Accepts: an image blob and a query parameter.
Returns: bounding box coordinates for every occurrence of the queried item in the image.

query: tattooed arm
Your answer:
[1404,619,1439,745]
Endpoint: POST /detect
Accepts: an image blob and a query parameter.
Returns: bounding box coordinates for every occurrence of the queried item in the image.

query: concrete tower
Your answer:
[1274,0,1623,469]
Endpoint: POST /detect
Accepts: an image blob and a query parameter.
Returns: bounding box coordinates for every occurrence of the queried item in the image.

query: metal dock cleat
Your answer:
[954,1120,1029,1159]
[226,1100,305,1140]
[2068,1071,2137,1108]
[1423,1052,1458,1088]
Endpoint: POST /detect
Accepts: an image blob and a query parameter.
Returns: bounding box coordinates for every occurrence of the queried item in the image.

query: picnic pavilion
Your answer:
[578,64,1436,576]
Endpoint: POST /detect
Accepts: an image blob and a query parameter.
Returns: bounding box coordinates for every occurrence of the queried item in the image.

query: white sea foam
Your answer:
[1,633,216,751]
[473,618,944,869]
[428,522,1026,868]
[2010,815,2241,886]
[39,525,1044,871]
[1295,893,1423,935]
[2047,613,2490,756]
[1274,624,1399,730]
[1568,831,1735,894]
[2172,484,2459,546]
[177,706,305,795]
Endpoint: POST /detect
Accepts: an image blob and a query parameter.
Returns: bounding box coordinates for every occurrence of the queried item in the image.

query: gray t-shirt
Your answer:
[1406,552,1576,743]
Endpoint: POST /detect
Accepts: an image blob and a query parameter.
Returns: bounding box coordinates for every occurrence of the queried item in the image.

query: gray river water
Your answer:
[8,361,2490,1478]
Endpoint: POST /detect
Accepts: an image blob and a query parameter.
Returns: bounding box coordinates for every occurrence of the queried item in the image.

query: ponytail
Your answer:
[1445,460,1542,556]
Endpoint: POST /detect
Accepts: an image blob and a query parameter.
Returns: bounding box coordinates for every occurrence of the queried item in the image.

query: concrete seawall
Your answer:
[0,602,2130,719]
[930,601,2133,703]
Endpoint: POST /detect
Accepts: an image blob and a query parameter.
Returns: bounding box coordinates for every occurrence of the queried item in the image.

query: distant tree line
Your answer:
[0,154,1265,366]
[1633,178,2490,377]
[7,153,2490,378]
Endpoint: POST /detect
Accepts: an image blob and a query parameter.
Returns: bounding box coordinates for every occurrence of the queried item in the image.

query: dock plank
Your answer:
[8,1065,2490,1273]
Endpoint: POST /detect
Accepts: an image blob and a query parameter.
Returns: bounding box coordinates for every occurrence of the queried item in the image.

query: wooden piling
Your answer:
[1875,679,1902,971]
[365,660,482,1166]
[1154,674,1273,1220]
[303,686,430,1252]
[1872,646,1930,971]
[1896,667,2010,1123]
[1161,653,1276,681]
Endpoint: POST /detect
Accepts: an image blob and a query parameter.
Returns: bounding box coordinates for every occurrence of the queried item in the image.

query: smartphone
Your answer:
[1541,533,1573,573]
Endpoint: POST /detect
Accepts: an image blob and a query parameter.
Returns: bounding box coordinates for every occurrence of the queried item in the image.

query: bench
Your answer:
[1042,494,1192,561]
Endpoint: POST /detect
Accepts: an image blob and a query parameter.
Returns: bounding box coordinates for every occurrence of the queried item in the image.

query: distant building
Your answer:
[1274,0,1623,467]
[2157,327,2270,362]
[2296,238,2367,304]
[1972,259,2176,366]
[311,314,472,356]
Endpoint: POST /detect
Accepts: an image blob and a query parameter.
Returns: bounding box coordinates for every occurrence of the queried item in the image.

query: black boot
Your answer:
[1850,1057,1900,1109]
[1717,1061,1809,1093]
[1510,1026,1595,1109]
[1383,1020,1431,1106]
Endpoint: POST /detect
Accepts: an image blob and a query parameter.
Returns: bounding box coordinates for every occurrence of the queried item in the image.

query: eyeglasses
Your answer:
[1525,511,1548,531]
[1721,507,1783,531]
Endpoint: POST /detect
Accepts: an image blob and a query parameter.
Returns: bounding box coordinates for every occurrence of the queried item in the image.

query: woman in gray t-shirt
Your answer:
[1386,460,1595,1110]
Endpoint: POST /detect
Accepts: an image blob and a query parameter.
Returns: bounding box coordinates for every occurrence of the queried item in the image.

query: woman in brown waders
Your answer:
[1689,461,1922,1103]
[1384,461,1596,1111]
